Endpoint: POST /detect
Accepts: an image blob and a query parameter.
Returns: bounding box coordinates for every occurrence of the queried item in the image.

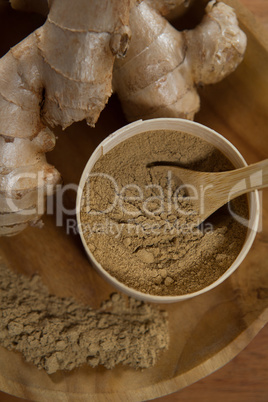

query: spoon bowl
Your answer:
[148,159,268,226]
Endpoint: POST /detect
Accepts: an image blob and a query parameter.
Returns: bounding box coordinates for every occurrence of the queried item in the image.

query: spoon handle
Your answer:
[223,159,268,200]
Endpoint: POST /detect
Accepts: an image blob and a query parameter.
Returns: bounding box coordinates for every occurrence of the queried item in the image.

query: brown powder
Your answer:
[80,130,248,296]
[0,261,169,374]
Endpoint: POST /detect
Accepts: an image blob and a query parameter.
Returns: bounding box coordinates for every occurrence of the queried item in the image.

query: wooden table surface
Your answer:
[0,1,267,401]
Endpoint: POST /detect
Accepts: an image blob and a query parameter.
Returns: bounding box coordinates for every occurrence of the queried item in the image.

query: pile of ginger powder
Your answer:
[0,259,169,374]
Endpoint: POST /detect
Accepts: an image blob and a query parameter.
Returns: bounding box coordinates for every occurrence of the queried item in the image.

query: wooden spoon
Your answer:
[148,159,268,225]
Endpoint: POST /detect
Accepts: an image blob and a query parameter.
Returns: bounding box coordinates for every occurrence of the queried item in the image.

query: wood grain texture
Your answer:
[0,0,268,401]
[237,0,268,30]
[1,325,268,402]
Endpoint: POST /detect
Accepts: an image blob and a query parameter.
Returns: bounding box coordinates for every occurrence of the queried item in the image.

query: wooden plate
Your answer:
[0,1,268,400]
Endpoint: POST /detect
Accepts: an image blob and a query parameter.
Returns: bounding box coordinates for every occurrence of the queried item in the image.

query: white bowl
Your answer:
[76,118,260,303]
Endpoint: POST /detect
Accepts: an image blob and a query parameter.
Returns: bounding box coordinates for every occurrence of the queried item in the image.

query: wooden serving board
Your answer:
[0,1,268,401]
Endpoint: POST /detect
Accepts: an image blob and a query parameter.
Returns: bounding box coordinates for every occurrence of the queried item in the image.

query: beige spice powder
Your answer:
[0,261,169,374]
[80,130,249,296]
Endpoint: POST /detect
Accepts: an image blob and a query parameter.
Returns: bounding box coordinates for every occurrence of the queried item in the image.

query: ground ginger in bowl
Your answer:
[77,119,259,302]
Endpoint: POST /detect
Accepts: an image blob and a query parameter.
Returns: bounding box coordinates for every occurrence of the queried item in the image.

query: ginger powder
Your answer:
[80,130,249,296]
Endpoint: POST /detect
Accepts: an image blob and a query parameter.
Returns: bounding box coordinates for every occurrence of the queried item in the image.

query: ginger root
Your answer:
[113,0,247,120]
[0,0,246,236]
